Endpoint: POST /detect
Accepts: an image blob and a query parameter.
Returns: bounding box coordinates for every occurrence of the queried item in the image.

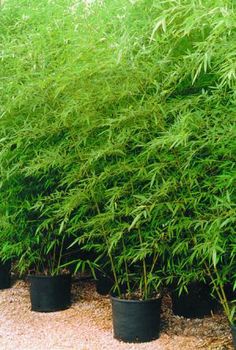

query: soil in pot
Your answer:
[111,295,162,343]
[171,282,217,318]
[231,325,236,349]
[0,260,11,289]
[28,274,71,312]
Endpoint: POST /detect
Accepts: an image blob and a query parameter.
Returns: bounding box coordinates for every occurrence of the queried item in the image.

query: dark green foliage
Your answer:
[0,0,235,318]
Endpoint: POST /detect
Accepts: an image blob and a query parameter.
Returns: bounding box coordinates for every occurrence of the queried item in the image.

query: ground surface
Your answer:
[0,279,234,350]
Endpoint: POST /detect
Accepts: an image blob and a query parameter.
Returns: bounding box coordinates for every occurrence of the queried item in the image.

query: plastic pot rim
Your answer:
[27,273,71,280]
[110,294,162,304]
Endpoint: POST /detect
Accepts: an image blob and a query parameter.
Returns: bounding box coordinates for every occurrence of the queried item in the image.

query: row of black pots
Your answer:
[2,261,217,320]
[96,277,217,319]
[28,280,236,347]
[29,273,218,320]
[0,260,232,318]
[29,273,161,343]
[112,292,236,346]
[1,263,235,346]
[27,274,160,342]
[97,277,236,346]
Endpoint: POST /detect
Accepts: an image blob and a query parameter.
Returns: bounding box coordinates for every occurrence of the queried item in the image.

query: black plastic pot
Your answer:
[231,325,236,349]
[111,295,162,343]
[96,274,113,295]
[224,283,236,302]
[28,274,71,312]
[171,282,216,318]
[0,260,11,289]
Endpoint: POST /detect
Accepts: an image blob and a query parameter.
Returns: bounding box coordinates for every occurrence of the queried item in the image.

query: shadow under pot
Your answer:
[171,282,217,318]
[111,295,162,343]
[0,260,11,289]
[28,274,72,312]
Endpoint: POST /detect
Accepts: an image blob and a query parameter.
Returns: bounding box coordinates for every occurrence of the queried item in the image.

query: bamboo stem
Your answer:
[94,200,121,297]
[138,228,148,299]
[122,235,131,297]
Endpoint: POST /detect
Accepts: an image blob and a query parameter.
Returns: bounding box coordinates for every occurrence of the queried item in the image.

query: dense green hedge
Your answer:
[0,0,235,312]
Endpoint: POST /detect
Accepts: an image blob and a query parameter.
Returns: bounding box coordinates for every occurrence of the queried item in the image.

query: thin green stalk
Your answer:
[122,235,131,297]
[40,259,45,275]
[94,201,121,297]
[39,244,46,274]
[213,266,231,318]
[148,250,159,296]
[205,263,231,321]
[56,234,66,275]
[189,219,231,321]
[150,251,158,275]
[52,237,57,275]
[138,228,148,300]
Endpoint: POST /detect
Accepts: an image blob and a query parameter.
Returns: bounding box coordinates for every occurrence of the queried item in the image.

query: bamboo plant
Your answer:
[0,0,235,306]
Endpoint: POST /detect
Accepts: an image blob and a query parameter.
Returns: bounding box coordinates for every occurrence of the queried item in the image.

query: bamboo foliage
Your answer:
[0,0,235,314]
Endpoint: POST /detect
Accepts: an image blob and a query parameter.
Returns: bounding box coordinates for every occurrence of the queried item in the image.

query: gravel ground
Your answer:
[0,279,234,350]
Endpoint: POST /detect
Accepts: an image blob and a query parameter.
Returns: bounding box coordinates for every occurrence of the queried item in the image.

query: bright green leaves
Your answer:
[0,0,235,307]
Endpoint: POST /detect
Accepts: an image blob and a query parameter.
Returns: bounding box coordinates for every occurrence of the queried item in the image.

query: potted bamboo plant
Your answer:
[72,202,166,343]
[109,224,164,344]
[17,218,72,313]
[190,228,236,348]
[166,248,217,318]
